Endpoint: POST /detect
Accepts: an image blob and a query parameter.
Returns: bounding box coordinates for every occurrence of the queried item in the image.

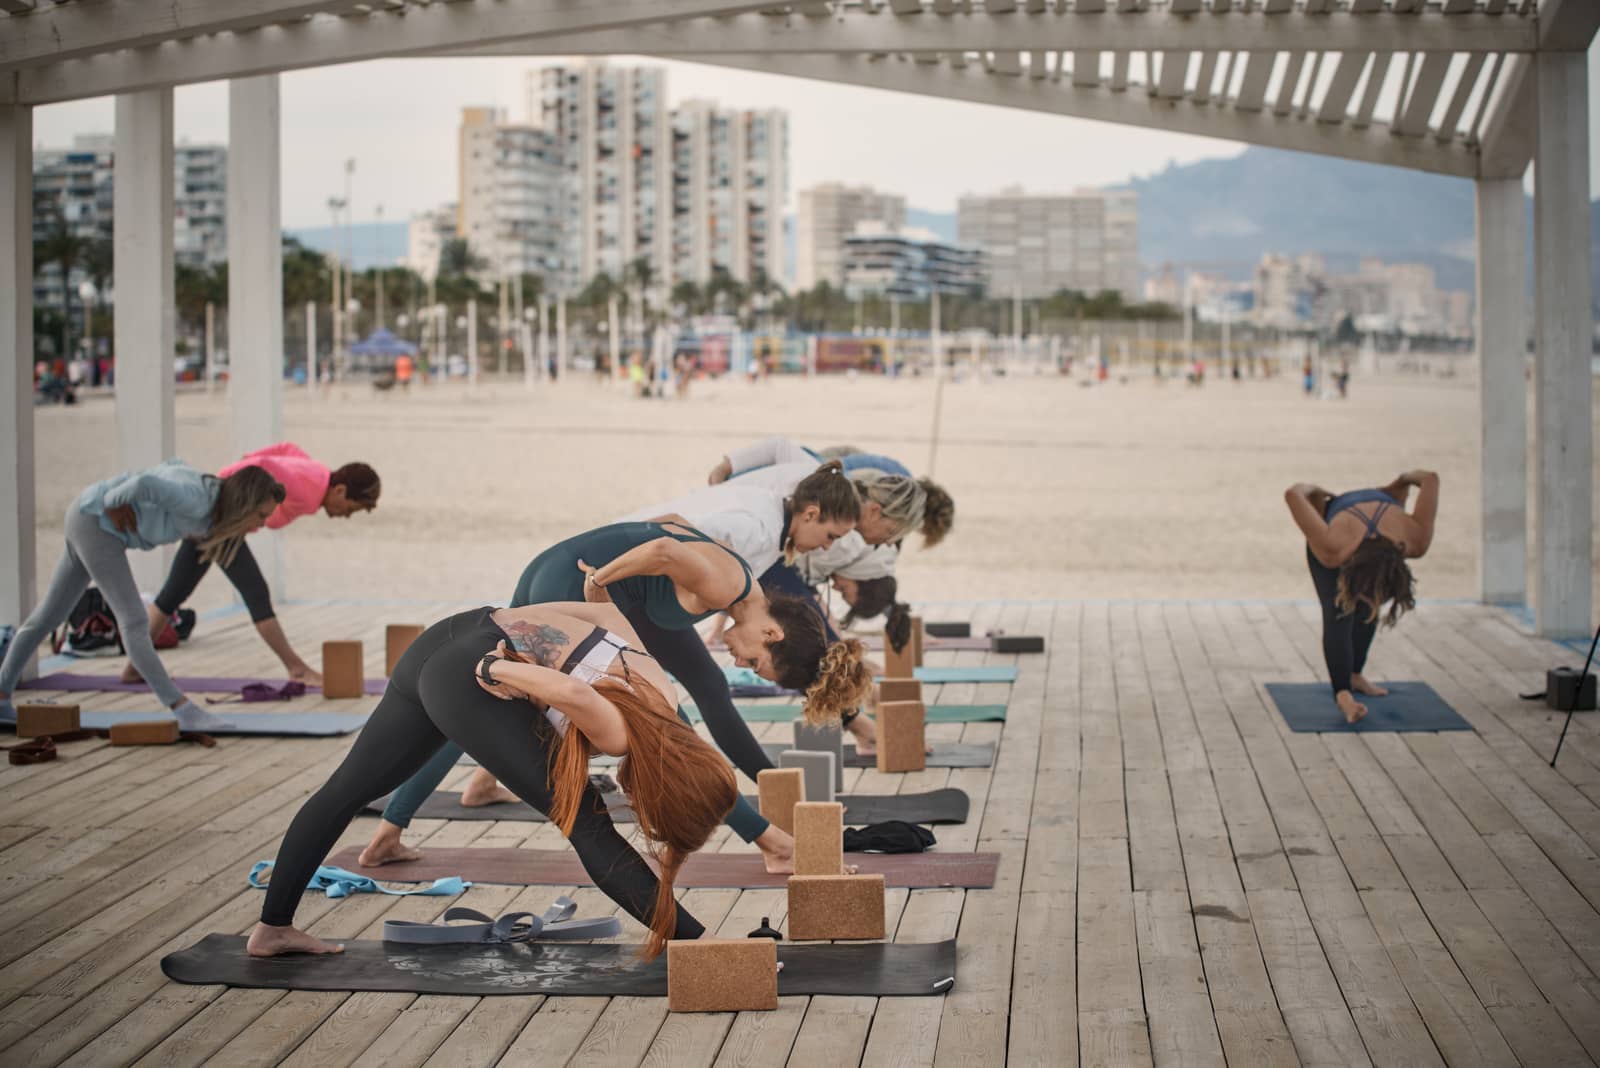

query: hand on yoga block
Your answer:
[667,938,778,1012]
[16,702,80,738]
[109,720,180,746]
[756,767,805,835]
[787,874,886,940]
[385,624,425,676]
[875,701,927,773]
[793,801,845,875]
[322,640,365,698]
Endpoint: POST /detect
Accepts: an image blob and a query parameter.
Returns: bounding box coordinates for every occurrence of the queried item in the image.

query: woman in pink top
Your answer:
[122,443,381,686]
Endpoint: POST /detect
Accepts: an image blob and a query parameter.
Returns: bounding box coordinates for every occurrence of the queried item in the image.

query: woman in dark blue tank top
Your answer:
[1285,470,1441,724]
[366,520,872,874]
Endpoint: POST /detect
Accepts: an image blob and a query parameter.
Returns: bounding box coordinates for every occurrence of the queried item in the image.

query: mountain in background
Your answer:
[288,221,409,271]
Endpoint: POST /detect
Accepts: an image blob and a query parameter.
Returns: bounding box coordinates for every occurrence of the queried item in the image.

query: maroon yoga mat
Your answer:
[19,672,388,696]
[324,845,1000,890]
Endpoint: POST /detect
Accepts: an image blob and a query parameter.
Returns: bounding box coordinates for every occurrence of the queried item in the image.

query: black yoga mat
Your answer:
[363,787,969,826]
[760,740,996,769]
[163,934,958,998]
[1265,681,1472,733]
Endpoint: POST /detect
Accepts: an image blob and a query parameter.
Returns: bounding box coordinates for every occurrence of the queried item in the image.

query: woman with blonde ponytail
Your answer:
[0,459,282,733]
[252,601,737,962]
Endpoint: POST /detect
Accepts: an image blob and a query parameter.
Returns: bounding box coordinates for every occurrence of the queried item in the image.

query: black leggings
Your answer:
[620,606,774,782]
[155,537,275,623]
[259,607,703,940]
[1307,546,1377,696]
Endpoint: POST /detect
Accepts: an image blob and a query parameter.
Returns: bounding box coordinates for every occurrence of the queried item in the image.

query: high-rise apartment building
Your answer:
[532,61,672,293]
[456,107,562,281]
[841,222,985,301]
[671,101,788,287]
[796,183,906,291]
[956,187,1138,301]
[407,203,458,281]
[32,134,227,322]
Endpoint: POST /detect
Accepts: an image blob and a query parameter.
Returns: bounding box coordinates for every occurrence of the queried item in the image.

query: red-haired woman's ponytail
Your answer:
[646,845,686,959]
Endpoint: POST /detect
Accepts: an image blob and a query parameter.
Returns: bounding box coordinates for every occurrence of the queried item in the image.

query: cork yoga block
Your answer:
[667,938,778,1012]
[756,767,806,835]
[16,702,80,738]
[876,701,926,773]
[385,624,426,676]
[878,677,922,704]
[780,749,837,805]
[787,874,886,941]
[910,615,925,667]
[881,629,916,678]
[793,801,845,876]
[109,720,180,746]
[322,640,365,698]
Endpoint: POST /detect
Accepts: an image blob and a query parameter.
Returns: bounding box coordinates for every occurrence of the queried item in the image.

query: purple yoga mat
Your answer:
[324,845,1000,890]
[19,672,388,696]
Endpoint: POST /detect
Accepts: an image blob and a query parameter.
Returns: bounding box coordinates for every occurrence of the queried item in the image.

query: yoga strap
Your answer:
[249,861,470,900]
[381,899,621,944]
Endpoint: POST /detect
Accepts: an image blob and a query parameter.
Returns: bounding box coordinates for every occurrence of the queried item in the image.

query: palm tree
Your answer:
[438,238,487,280]
[33,198,88,361]
[670,279,704,319]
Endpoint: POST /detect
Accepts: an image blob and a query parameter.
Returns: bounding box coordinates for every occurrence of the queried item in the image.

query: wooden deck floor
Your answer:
[3,597,1600,1067]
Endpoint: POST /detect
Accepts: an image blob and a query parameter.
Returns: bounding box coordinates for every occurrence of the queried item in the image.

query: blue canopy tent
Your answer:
[347,329,418,375]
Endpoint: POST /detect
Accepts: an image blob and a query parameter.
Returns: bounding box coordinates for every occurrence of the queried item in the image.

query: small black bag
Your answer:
[843,820,936,854]
[53,588,123,657]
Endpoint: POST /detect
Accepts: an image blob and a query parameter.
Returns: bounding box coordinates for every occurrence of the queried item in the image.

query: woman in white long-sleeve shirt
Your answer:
[0,460,284,731]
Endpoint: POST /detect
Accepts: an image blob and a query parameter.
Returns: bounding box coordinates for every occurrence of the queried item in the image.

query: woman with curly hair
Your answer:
[250,601,736,961]
[360,518,872,874]
[1284,470,1439,724]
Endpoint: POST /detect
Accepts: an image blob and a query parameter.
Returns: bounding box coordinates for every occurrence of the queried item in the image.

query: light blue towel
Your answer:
[721,665,768,688]
[249,861,469,899]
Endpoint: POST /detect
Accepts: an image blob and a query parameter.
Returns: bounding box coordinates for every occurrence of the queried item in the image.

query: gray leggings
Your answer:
[0,506,186,707]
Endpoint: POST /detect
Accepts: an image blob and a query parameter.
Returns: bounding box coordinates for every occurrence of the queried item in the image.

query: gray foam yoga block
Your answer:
[780,749,837,805]
[793,720,845,792]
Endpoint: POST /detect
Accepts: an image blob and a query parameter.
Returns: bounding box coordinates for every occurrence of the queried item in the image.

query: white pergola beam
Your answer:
[1317,51,1367,123]
[0,102,34,676]
[1394,51,1450,136]
[1435,51,1484,140]
[445,11,1535,59]
[0,0,345,70]
[9,0,776,105]
[1478,0,1599,177]
[113,88,177,591]
[228,75,286,597]
[1475,177,1527,606]
[1532,50,1593,638]
[675,53,1480,178]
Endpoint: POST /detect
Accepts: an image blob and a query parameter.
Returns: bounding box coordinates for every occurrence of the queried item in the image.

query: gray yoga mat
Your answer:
[1,708,369,736]
[1264,681,1472,733]
[699,703,1008,723]
[18,672,389,696]
[162,934,958,998]
[761,740,996,769]
[364,787,969,825]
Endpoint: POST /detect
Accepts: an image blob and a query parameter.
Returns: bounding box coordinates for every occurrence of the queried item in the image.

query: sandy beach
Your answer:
[25,365,1600,617]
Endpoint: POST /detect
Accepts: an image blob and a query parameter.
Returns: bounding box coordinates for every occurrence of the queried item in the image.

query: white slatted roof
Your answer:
[1,0,1593,180]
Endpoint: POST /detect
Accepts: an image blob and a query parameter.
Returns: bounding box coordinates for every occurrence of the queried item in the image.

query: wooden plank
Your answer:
[1134,889,1225,1067]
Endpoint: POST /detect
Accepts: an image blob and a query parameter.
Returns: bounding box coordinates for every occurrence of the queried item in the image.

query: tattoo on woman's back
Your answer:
[505,622,569,667]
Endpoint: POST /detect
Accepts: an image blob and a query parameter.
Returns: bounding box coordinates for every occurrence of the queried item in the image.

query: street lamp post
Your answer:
[77,281,96,380]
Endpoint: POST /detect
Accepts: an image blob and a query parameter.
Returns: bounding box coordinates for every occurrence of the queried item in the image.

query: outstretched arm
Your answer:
[586,537,744,611]
[1403,470,1440,557]
[1286,483,1352,567]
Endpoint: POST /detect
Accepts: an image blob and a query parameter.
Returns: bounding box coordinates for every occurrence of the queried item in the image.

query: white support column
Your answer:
[227,75,286,598]
[1475,177,1528,606]
[113,89,176,591]
[1,104,37,677]
[1533,52,1593,639]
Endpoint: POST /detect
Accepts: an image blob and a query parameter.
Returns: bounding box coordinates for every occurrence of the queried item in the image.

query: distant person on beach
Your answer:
[122,444,380,688]
[393,353,413,390]
[1336,357,1351,399]
[1302,356,1316,396]
[0,460,284,733]
[1284,471,1439,724]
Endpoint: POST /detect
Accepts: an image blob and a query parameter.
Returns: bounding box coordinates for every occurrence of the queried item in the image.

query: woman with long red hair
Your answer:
[249,601,736,961]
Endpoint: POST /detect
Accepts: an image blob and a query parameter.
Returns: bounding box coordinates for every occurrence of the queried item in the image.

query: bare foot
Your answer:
[1351,674,1388,697]
[247,922,344,957]
[757,825,795,874]
[290,665,324,687]
[358,824,422,867]
[1336,691,1369,725]
[459,769,520,808]
[846,715,877,756]
[120,662,144,684]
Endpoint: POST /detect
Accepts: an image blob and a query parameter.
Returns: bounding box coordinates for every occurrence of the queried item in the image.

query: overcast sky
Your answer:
[32,45,1600,231]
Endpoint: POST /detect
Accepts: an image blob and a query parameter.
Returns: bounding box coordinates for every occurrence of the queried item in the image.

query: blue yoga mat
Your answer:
[3,709,370,736]
[907,665,1018,684]
[1264,681,1471,733]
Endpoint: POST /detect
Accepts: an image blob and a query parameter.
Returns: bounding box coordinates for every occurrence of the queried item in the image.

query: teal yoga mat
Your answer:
[1,708,369,736]
[686,703,1008,723]
[1264,681,1471,733]
[907,666,1018,684]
